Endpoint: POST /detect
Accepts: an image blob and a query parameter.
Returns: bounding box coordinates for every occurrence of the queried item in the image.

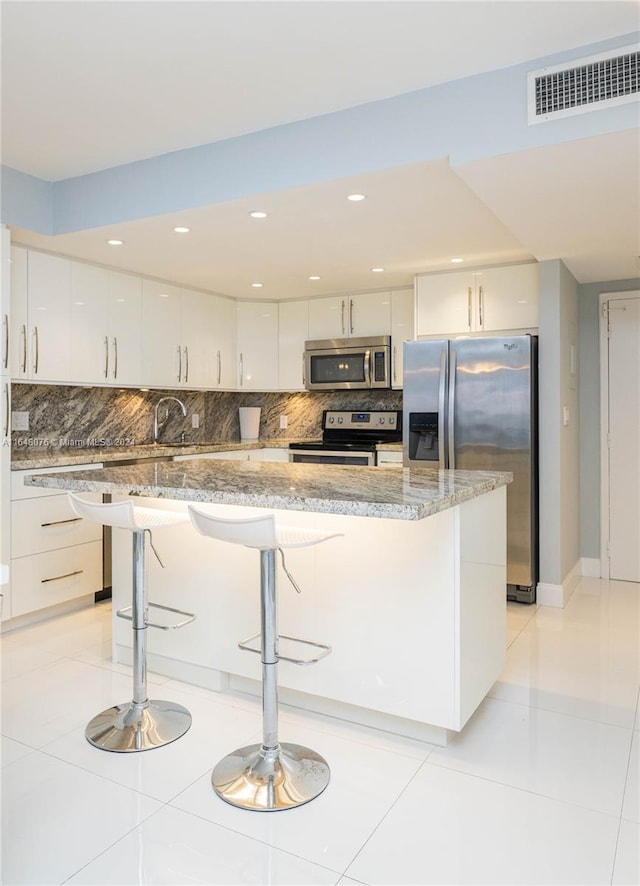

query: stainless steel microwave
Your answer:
[303,336,392,391]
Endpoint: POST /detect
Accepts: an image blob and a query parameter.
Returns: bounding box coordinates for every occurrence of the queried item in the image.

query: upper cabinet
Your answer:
[210,295,237,389]
[1,228,10,377]
[278,300,308,391]
[237,302,279,390]
[415,263,539,337]
[11,249,71,382]
[390,288,414,388]
[69,264,143,386]
[308,292,391,340]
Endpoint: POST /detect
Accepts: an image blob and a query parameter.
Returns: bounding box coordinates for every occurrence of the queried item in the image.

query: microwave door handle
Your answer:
[447,347,456,469]
[438,347,447,468]
[363,349,371,386]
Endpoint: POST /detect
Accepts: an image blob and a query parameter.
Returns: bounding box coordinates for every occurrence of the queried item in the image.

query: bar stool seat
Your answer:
[68,493,196,753]
[188,506,342,812]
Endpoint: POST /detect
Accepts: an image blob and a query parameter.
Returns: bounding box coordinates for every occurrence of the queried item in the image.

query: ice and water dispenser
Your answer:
[407,413,440,462]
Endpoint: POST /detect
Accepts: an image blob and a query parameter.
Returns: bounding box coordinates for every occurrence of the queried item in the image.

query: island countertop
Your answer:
[26,459,511,521]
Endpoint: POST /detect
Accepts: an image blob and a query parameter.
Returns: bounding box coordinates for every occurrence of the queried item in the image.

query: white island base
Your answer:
[111,486,506,747]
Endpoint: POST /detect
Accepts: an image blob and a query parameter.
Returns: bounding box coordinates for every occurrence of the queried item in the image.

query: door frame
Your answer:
[599,289,640,579]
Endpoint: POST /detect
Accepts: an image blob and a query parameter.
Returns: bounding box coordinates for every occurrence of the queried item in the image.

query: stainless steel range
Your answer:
[288,410,402,466]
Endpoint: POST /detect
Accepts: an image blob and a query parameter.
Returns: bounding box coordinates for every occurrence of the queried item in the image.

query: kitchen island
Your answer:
[27,460,511,745]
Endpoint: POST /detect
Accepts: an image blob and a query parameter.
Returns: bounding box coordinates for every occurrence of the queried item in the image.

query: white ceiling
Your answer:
[3,1,640,296]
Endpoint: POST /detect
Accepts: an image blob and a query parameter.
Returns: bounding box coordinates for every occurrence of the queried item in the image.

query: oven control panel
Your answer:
[323,410,400,430]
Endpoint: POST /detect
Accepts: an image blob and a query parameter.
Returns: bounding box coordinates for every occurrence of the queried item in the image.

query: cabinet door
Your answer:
[278,300,308,390]
[348,292,391,337]
[69,262,109,384]
[476,264,539,332]
[181,288,216,388]
[27,251,71,382]
[1,228,10,377]
[108,271,142,386]
[142,280,182,388]
[390,289,414,387]
[212,296,237,389]
[237,302,278,390]
[308,296,346,340]
[415,271,475,337]
[9,246,28,379]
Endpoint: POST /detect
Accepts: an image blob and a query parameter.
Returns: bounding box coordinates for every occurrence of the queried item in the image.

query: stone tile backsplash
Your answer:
[11,384,402,450]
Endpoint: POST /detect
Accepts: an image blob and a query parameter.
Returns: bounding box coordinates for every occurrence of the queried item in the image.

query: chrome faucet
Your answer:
[153,396,187,444]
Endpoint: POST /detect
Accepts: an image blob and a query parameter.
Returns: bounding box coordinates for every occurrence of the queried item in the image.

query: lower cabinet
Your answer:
[10,465,104,619]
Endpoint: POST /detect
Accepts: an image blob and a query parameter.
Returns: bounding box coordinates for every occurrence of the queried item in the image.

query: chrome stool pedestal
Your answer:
[68,493,195,753]
[189,509,340,811]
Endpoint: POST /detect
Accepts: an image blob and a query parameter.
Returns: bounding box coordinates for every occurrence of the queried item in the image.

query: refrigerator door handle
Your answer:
[438,348,447,468]
[447,348,456,469]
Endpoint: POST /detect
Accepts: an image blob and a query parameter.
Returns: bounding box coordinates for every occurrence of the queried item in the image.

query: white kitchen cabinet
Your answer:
[107,271,143,386]
[237,301,279,390]
[180,288,216,389]
[415,263,539,337]
[390,288,414,387]
[10,249,71,382]
[1,228,10,376]
[211,295,237,389]
[141,280,183,388]
[278,300,308,390]
[10,465,103,620]
[308,292,391,340]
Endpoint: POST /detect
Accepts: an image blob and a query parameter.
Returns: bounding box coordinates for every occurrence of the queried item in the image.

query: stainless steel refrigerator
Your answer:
[403,335,538,603]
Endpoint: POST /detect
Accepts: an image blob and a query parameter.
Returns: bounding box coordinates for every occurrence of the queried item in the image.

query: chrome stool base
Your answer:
[85,700,192,753]
[212,741,330,811]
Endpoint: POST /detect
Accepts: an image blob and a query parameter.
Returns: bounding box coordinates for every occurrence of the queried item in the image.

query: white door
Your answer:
[69,261,108,383]
[278,299,308,390]
[108,271,142,386]
[607,294,640,581]
[141,280,182,388]
[237,302,278,390]
[348,292,391,337]
[27,251,71,382]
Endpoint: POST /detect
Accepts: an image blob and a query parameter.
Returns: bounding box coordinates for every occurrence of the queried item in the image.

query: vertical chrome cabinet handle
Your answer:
[438,348,447,468]
[104,336,109,378]
[217,350,221,385]
[393,345,397,384]
[349,298,354,334]
[447,348,457,469]
[112,337,118,379]
[33,327,39,375]
[2,313,8,370]
[177,344,182,383]
[239,353,244,386]
[3,382,9,437]
[21,324,27,373]
[478,285,484,328]
[341,299,346,336]
[467,287,472,330]
[184,346,189,384]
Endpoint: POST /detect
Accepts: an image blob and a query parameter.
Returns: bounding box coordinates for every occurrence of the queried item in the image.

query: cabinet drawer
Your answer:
[12,494,102,558]
[11,540,103,617]
[11,463,103,500]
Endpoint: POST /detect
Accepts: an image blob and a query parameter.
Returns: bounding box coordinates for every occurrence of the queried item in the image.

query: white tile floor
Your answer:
[1,576,638,885]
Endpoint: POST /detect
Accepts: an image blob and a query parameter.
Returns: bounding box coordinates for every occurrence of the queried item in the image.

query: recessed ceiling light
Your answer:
[347,193,366,202]
[450,257,464,263]
[371,267,385,273]
[308,275,321,281]
[249,210,268,219]
[251,282,263,288]
[174,226,190,233]
[107,239,123,246]
[158,293,169,298]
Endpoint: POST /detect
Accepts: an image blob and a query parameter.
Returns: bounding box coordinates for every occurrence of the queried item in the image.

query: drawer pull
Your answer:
[40,517,83,528]
[41,569,83,584]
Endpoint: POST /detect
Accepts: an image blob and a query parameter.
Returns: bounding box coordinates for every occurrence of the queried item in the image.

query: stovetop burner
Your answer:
[289,409,402,451]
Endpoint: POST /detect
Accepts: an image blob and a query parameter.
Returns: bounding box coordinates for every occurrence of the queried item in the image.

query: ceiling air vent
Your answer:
[527,45,639,124]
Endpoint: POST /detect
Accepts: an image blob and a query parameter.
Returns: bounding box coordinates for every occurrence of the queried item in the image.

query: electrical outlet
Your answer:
[191,413,200,429]
[12,411,29,431]
[279,415,288,429]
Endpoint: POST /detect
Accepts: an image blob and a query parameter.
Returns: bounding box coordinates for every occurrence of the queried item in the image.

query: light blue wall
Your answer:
[578,277,640,559]
[1,32,638,235]
[0,167,53,233]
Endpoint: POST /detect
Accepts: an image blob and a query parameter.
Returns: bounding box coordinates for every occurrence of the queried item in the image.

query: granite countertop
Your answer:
[10,439,306,470]
[11,439,402,470]
[25,459,511,521]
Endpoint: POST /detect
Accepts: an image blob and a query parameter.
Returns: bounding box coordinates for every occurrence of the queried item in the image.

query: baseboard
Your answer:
[581,557,601,578]
[537,559,581,608]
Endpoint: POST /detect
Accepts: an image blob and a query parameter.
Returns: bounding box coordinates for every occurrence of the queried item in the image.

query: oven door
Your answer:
[289,448,375,466]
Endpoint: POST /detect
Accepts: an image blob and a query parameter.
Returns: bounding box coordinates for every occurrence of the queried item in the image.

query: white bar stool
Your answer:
[68,493,196,753]
[188,506,342,812]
